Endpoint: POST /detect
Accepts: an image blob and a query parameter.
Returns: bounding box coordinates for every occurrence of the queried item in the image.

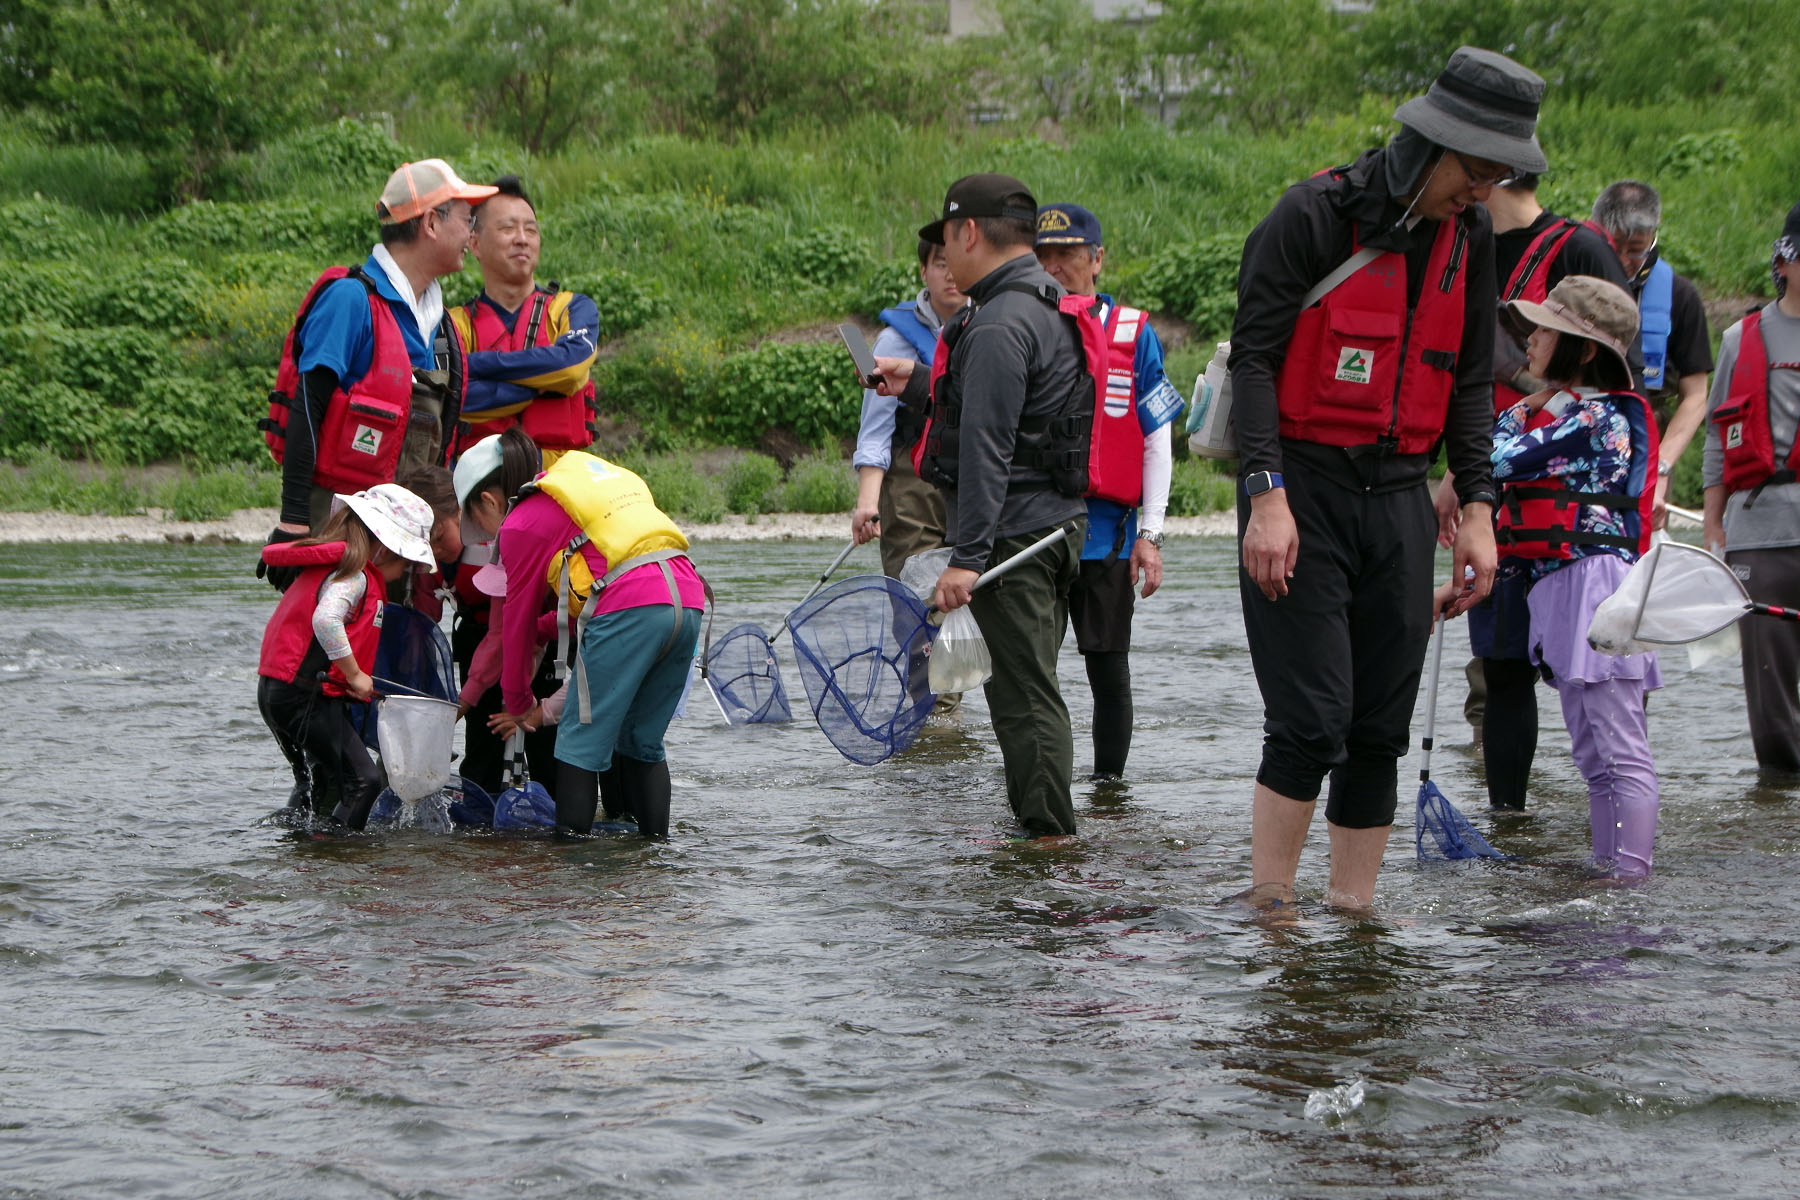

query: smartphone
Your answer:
[837,323,884,389]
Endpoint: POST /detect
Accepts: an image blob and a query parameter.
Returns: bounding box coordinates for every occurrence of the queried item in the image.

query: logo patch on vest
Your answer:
[1105,369,1133,418]
[372,604,385,629]
[1335,348,1373,385]
[352,425,383,456]
[1725,421,1743,450]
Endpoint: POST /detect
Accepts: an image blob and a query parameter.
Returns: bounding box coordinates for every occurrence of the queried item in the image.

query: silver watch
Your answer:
[1136,530,1165,549]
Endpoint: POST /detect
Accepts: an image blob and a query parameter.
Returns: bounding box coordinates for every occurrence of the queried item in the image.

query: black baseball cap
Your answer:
[919,173,1038,245]
[1035,202,1103,247]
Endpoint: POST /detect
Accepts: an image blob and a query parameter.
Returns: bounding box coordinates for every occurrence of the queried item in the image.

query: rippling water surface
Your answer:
[3,537,1797,1199]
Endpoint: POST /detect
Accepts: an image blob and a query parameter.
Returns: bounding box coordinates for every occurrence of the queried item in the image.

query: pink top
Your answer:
[494,491,704,715]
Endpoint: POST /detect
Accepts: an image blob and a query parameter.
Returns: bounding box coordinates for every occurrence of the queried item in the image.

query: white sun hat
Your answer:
[337,483,437,566]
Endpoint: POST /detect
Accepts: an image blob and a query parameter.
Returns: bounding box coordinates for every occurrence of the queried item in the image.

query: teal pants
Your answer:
[554,604,702,773]
[967,520,1083,835]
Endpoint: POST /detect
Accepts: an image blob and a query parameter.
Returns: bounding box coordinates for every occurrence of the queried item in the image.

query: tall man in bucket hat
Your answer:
[1227,47,1546,908]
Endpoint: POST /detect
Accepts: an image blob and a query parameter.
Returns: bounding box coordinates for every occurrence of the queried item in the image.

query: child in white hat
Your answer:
[256,482,437,829]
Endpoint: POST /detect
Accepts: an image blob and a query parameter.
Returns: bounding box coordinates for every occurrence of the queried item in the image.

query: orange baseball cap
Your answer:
[377,159,499,224]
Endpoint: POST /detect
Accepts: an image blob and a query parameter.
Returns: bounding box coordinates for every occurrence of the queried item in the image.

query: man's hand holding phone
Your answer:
[871,356,913,396]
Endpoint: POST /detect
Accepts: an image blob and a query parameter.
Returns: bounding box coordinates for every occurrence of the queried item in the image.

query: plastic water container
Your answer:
[1186,340,1237,460]
[376,695,458,802]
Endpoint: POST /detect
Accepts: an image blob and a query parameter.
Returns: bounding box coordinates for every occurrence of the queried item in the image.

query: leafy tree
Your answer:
[987,0,1150,126]
[7,0,339,200]
[1154,0,1358,131]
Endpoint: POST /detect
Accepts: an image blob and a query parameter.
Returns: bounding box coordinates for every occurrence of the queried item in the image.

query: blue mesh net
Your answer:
[703,622,792,725]
[494,779,556,830]
[1416,781,1505,861]
[787,575,937,765]
[376,604,456,700]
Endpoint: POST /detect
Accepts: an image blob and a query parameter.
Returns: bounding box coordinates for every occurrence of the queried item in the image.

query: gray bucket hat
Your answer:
[1503,275,1639,389]
[1394,46,1548,175]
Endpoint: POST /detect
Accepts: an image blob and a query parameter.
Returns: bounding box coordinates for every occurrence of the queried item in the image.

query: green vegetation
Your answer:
[5,0,1793,515]
[0,454,280,518]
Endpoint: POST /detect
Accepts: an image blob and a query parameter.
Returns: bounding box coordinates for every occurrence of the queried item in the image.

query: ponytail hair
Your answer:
[461,425,543,516]
[297,505,377,582]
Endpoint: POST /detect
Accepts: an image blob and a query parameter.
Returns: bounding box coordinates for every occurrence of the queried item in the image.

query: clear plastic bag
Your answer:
[928,606,992,693]
[899,547,954,603]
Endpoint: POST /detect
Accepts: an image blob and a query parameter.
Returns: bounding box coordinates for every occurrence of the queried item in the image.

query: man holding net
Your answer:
[875,174,1088,838]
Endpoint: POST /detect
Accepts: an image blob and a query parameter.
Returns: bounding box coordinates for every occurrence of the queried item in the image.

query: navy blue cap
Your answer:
[1035,203,1103,247]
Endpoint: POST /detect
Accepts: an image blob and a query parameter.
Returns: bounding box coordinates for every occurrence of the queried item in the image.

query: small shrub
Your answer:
[1657,129,1744,177]
[709,340,862,447]
[1135,234,1243,340]
[849,257,922,319]
[265,119,401,188]
[778,453,854,514]
[1166,455,1236,516]
[777,226,874,290]
[0,199,111,260]
[552,268,670,339]
[634,454,726,523]
[719,451,784,514]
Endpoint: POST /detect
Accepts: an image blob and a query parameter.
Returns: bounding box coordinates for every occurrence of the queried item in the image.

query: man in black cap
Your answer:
[1228,46,1543,909]
[1034,201,1184,781]
[873,173,1089,838]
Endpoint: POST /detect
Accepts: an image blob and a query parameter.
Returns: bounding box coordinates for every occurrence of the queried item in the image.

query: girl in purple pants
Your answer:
[1491,276,1663,877]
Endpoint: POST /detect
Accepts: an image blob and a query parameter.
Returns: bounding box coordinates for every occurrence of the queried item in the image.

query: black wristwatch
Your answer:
[1243,470,1285,497]
[1461,490,1498,509]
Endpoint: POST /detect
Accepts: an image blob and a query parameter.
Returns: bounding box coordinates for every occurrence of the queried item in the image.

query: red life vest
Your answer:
[1714,311,1800,494]
[257,541,386,697]
[459,287,599,451]
[1275,216,1470,454]
[262,267,415,493]
[1494,219,1581,411]
[912,284,1138,504]
[1494,391,1659,561]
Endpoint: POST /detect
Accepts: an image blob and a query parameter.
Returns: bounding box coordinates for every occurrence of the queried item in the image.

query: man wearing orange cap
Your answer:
[259,159,497,589]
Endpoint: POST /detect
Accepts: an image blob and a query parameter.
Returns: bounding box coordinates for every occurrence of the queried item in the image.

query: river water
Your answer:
[2,536,1795,1199]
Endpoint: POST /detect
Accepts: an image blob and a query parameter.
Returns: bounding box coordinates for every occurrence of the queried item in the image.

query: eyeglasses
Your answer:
[1450,151,1517,190]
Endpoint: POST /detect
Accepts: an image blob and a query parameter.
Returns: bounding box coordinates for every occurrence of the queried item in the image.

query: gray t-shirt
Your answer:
[1703,301,1800,551]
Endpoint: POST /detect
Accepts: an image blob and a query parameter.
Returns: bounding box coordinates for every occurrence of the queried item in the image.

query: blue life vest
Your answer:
[1638,259,1674,391]
[879,303,938,363]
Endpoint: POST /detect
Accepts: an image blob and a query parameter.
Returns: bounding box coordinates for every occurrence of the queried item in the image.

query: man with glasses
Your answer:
[1593,179,1715,528]
[261,159,493,578]
[1226,46,1547,909]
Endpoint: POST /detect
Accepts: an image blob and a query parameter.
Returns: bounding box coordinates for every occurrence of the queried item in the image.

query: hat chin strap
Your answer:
[1392,153,1443,231]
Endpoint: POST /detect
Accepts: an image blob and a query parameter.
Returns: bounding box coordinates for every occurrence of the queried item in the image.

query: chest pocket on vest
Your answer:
[1309,307,1401,418]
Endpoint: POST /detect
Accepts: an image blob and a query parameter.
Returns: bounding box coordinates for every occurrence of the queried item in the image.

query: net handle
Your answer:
[773,540,862,646]
[972,525,1070,593]
[1420,612,1444,781]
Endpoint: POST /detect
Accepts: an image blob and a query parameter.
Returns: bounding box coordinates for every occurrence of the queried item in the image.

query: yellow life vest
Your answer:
[531,451,688,611]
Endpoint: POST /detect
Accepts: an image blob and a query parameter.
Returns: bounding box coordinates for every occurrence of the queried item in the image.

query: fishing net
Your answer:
[1416,780,1505,861]
[702,622,793,724]
[376,695,457,802]
[1588,541,1751,655]
[787,575,937,765]
[356,603,457,747]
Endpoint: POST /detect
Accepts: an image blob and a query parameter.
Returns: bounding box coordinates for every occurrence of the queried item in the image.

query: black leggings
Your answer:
[1480,657,1538,810]
[257,676,382,828]
[1083,650,1133,777]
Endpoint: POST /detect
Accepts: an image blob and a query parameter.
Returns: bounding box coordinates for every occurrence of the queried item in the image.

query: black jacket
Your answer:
[1228,147,1497,501]
[900,253,1086,570]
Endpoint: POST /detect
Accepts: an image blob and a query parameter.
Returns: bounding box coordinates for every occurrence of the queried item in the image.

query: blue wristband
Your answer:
[1243,470,1285,497]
